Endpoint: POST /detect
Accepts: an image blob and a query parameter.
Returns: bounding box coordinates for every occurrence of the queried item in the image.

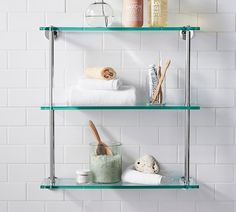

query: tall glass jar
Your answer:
[148,0,168,27]
[90,142,122,184]
[122,0,143,27]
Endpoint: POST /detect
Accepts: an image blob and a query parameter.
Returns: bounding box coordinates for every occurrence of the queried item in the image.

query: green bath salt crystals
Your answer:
[90,142,122,183]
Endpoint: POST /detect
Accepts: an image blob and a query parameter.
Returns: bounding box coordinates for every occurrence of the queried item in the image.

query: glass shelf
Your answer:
[40,178,199,189]
[40,105,200,111]
[40,26,200,31]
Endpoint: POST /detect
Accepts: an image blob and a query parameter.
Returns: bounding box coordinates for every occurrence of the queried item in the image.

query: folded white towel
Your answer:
[122,166,163,185]
[68,85,136,106]
[77,78,122,90]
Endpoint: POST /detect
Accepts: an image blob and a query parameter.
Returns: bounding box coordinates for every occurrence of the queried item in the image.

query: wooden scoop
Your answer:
[89,120,113,155]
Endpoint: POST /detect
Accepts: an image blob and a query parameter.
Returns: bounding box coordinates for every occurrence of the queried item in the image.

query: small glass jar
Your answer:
[90,142,122,184]
[85,0,114,27]
[146,64,166,105]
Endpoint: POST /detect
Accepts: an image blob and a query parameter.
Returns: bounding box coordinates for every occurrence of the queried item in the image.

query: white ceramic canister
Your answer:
[76,170,91,184]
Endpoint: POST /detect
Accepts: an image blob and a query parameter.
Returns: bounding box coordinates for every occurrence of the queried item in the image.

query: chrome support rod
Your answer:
[49,26,56,187]
[184,30,191,184]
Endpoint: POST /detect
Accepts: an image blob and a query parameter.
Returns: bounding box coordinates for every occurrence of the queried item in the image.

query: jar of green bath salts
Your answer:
[89,142,122,184]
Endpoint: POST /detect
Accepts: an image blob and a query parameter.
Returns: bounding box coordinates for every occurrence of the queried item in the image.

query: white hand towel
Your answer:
[68,85,136,106]
[77,78,122,90]
[122,166,163,185]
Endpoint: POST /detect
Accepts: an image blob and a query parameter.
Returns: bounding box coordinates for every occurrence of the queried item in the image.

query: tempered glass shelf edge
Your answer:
[40,26,200,31]
[40,178,199,189]
[41,105,200,110]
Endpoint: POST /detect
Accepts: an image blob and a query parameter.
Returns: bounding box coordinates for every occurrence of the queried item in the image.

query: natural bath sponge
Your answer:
[134,155,160,174]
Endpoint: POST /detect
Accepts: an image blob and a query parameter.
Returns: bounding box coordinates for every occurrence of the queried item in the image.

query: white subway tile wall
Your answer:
[0,0,235,211]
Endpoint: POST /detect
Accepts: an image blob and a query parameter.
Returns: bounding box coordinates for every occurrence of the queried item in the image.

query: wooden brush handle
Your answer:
[89,120,102,144]
[152,60,171,103]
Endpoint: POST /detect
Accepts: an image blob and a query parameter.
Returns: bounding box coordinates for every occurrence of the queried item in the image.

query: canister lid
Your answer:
[76,170,91,175]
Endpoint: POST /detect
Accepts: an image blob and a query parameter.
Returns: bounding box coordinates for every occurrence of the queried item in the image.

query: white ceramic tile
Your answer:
[9,202,45,212]
[0,183,26,200]
[0,89,7,106]
[198,89,234,107]
[196,202,234,212]
[8,164,45,182]
[177,183,215,201]
[0,0,26,11]
[0,202,7,212]
[0,108,26,126]
[46,13,83,26]
[9,51,45,69]
[197,127,234,144]
[0,51,7,68]
[139,111,178,126]
[0,33,26,49]
[122,201,158,212]
[168,14,198,27]
[28,0,64,12]
[8,89,45,106]
[8,13,45,31]
[218,33,236,50]
[0,13,6,31]
[159,201,195,212]
[0,145,26,163]
[180,0,216,12]
[141,32,178,50]
[140,145,178,163]
[198,52,235,69]
[159,127,184,144]
[66,32,103,50]
[65,190,101,200]
[197,165,234,183]
[104,32,140,50]
[0,165,7,181]
[216,108,236,126]
[46,201,83,212]
[9,127,44,145]
[64,145,89,163]
[0,71,26,88]
[27,182,63,200]
[218,0,236,12]
[121,127,158,145]
[85,51,122,69]
[0,128,7,144]
[65,111,102,126]
[102,190,139,200]
[140,189,177,200]
[27,145,63,163]
[179,145,215,163]
[216,146,236,164]
[198,14,235,32]
[217,71,236,88]
[215,184,236,200]
[123,50,159,69]
[84,201,120,212]
[103,111,138,126]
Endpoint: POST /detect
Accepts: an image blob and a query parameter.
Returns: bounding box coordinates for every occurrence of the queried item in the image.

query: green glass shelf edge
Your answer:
[40,105,200,111]
[40,26,200,31]
[40,178,199,190]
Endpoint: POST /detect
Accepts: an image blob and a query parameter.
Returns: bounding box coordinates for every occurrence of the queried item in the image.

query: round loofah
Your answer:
[134,155,160,174]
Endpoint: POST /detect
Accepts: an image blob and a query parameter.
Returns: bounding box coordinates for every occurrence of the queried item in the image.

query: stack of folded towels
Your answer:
[68,67,136,106]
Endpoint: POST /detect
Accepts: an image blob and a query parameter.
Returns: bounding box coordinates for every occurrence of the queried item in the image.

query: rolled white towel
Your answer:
[122,166,163,185]
[77,77,122,90]
[68,85,136,106]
